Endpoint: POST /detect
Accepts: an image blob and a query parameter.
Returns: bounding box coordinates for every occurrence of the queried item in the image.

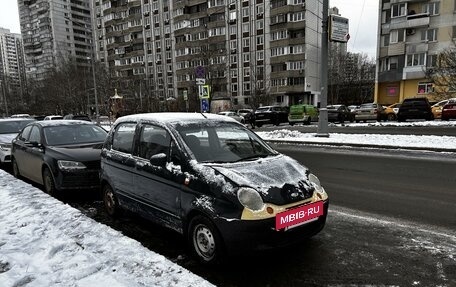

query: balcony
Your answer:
[389,13,429,30]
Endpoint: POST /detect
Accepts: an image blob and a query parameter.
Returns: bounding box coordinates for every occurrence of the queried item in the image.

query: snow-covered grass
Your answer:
[0,171,214,287]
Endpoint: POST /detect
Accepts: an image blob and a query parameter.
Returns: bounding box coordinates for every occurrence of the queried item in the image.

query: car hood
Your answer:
[0,133,17,144]
[47,143,103,161]
[207,155,314,205]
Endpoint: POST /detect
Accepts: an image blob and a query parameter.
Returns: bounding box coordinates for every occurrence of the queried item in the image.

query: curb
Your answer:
[266,139,456,153]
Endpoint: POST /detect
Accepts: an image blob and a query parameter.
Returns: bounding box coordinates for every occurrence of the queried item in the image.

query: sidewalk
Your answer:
[0,171,214,287]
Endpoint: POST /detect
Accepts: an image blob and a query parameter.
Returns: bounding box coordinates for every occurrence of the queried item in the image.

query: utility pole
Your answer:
[317,0,329,137]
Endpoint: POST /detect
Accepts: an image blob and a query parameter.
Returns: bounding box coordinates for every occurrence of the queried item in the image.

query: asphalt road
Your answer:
[69,145,456,286]
[272,144,456,230]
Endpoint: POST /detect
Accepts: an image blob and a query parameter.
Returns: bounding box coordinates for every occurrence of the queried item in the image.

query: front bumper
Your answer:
[54,169,100,190]
[0,149,11,163]
[214,200,329,254]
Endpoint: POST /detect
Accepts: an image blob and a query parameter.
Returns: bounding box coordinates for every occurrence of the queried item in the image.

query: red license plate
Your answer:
[275,201,324,230]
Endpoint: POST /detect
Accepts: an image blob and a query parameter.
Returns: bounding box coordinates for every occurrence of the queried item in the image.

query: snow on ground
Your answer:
[256,120,456,151]
[0,171,214,287]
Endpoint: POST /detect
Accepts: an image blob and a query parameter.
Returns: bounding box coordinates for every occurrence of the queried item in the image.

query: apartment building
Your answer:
[0,27,27,111]
[375,0,456,105]
[95,0,322,111]
[18,0,95,82]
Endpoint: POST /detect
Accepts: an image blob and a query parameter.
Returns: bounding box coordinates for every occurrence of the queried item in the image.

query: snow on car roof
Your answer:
[116,112,238,124]
[36,120,99,127]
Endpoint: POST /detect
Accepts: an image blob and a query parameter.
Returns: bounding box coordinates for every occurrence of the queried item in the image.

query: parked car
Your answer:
[100,113,328,264]
[43,115,64,120]
[237,109,255,128]
[354,103,385,122]
[10,114,33,119]
[11,120,108,196]
[217,111,245,123]
[441,102,456,120]
[253,105,289,127]
[0,118,36,165]
[288,104,318,125]
[382,103,401,121]
[63,114,92,121]
[347,105,358,112]
[397,97,433,122]
[431,98,456,119]
[327,105,355,123]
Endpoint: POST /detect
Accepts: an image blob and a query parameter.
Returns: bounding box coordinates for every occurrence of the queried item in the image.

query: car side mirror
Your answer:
[25,141,42,148]
[149,153,167,166]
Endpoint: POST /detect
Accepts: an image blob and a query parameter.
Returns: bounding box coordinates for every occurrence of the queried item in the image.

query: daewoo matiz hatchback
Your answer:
[100,113,328,264]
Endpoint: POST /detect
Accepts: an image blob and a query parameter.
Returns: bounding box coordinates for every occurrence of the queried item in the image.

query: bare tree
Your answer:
[425,45,456,100]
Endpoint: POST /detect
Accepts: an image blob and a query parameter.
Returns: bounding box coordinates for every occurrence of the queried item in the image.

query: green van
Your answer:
[288,104,318,125]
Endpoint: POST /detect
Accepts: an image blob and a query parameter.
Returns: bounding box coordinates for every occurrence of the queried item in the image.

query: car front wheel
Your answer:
[43,168,58,196]
[12,158,21,179]
[103,184,120,217]
[188,215,223,264]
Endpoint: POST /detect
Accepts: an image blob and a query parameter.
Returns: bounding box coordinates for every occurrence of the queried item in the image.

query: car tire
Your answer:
[442,117,449,121]
[387,113,396,121]
[256,123,262,128]
[305,118,311,125]
[289,122,294,126]
[12,158,21,179]
[103,184,120,217]
[188,215,223,264]
[43,167,58,196]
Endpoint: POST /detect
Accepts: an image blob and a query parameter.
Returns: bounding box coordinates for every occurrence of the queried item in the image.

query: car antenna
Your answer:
[200,112,208,119]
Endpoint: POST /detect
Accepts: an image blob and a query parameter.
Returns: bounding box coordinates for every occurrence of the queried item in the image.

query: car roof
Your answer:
[0,118,36,123]
[116,112,238,125]
[31,119,99,127]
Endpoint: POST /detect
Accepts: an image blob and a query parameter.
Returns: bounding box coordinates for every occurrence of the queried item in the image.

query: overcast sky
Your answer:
[0,0,378,58]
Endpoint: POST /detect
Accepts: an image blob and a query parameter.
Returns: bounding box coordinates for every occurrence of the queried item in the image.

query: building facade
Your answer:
[0,28,27,115]
[94,0,322,112]
[18,0,95,82]
[375,0,456,105]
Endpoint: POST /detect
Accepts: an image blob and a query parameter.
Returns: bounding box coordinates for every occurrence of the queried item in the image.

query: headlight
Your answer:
[57,160,86,170]
[308,173,326,196]
[237,187,265,211]
[0,143,11,151]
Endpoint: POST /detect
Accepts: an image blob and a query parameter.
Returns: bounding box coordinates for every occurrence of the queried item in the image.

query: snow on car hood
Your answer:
[0,133,17,144]
[208,154,311,196]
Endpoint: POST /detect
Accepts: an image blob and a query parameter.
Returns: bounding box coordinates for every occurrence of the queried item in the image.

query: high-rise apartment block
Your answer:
[375,0,455,104]
[18,0,95,81]
[94,0,322,110]
[0,28,27,111]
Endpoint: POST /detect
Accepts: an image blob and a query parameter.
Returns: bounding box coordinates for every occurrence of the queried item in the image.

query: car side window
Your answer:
[138,125,171,160]
[18,126,32,141]
[112,123,136,154]
[28,126,41,143]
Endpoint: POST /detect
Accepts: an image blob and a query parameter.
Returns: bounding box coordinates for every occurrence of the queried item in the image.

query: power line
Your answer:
[351,0,366,52]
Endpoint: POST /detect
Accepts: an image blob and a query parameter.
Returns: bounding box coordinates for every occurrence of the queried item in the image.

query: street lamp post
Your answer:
[316,0,329,137]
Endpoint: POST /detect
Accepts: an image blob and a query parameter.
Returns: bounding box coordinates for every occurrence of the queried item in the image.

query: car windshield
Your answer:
[176,122,277,163]
[43,124,107,145]
[0,120,35,134]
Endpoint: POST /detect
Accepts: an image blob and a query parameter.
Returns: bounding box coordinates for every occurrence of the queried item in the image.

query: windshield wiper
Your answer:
[234,154,271,162]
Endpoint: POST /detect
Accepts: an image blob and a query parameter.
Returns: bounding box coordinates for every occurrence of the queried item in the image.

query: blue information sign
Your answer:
[201,99,209,112]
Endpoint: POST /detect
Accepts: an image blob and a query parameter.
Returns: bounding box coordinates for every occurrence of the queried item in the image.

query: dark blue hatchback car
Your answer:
[100,113,329,264]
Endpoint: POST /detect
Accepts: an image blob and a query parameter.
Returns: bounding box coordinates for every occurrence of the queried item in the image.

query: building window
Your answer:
[391,3,406,18]
[421,28,437,42]
[389,57,398,70]
[242,7,249,17]
[256,20,264,30]
[257,51,264,60]
[423,2,440,15]
[243,82,250,91]
[276,95,283,103]
[390,29,404,43]
[406,53,426,66]
[417,82,433,94]
[256,35,264,45]
[243,67,250,76]
[243,38,250,47]
[242,23,249,33]
[427,54,437,67]
[232,83,237,92]
[244,97,249,105]
[243,53,250,62]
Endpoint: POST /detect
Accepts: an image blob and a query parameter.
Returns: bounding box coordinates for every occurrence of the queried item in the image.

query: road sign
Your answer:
[183,90,188,101]
[196,78,206,85]
[329,15,349,43]
[199,85,210,99]
[195,66,205,78]
[201,98,209,112]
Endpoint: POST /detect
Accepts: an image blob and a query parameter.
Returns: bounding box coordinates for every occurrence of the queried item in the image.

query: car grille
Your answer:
[84,160,101,170]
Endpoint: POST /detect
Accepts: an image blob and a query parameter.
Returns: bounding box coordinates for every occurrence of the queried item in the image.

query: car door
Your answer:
[12,125,32,178]
[24,125,46,184]
[133,123,182,226]
[103,122,137,203]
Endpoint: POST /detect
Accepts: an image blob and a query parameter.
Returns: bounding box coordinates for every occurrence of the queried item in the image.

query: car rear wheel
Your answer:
[387,113,396,121]
[12,158,21,179]
[43,168,58,196]
[103,184,120,217]
[188,215,223,264]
